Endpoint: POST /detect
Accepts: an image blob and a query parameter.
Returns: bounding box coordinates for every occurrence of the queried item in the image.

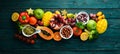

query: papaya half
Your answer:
[36,26,54,40]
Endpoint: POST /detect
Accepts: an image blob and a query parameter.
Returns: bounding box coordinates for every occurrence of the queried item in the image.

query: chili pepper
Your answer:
[19,12,29,23]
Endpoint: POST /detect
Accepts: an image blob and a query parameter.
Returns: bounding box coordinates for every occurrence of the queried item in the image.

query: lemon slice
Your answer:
[11,12,19,22]
[80,32,89,41]
[96,19,108,34]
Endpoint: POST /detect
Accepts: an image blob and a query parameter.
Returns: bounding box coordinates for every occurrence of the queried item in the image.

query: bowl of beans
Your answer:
[60,25,73,39]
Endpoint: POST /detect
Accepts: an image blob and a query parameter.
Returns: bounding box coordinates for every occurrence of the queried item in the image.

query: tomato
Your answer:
[30,40,35,44]
[72,26,82,36]
[29,17,37,25]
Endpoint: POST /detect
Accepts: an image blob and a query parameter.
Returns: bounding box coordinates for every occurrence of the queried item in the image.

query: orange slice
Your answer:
[53,32,62,41]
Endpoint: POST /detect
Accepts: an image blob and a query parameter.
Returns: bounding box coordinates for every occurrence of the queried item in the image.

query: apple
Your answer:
[33,9,44,19]
[87,20,96,31]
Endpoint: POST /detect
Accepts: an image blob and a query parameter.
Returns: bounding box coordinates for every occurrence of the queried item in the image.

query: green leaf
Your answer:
[76,22,85,29]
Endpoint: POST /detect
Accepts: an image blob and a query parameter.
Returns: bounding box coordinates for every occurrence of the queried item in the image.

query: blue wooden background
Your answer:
[0,0,120,54]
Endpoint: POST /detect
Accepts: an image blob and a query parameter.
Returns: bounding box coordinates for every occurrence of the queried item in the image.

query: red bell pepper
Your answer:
[19,12,29,23]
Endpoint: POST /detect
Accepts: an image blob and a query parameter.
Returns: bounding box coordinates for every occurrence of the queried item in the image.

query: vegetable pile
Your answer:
[11,8,108,44]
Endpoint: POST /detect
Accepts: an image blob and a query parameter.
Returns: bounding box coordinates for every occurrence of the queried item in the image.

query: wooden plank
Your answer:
[0,49,120,54]
[0,36,120,50]
[0,0,120,8]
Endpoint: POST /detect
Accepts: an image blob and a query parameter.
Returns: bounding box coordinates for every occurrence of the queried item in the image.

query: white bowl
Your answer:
[76,11,89,24]
[60,25,73,39]
[22,25,41,37]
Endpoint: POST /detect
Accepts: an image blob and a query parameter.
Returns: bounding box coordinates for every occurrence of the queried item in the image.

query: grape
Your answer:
[70,22,75,26]
[34,24,38,27]
[15,34,19,38]
[27,39,31,43]
[18,35,23,40]
[90,13,97,18]
[50,18,55,22]
[54,14,58,18]
[71,19,76,22]
[32,34,37,39]
[22,37,26,41]
[38,20,43,26]
[63,19,67,24]
[67,18,71,23]
[50,21,57,28]
[68,18,71,21]
[57,14,61,18]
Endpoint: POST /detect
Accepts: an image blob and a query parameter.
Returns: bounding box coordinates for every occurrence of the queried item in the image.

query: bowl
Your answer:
[22,25,41,37]
[60,25,73,39]
[76,11,89,24]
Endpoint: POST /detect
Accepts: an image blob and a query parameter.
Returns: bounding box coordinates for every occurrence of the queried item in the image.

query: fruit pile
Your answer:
[11,8,108,44]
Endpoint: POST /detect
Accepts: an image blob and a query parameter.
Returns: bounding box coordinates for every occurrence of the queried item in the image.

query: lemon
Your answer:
[80,32,89,41]
[11,12,19,22]
[96,19,108,34]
